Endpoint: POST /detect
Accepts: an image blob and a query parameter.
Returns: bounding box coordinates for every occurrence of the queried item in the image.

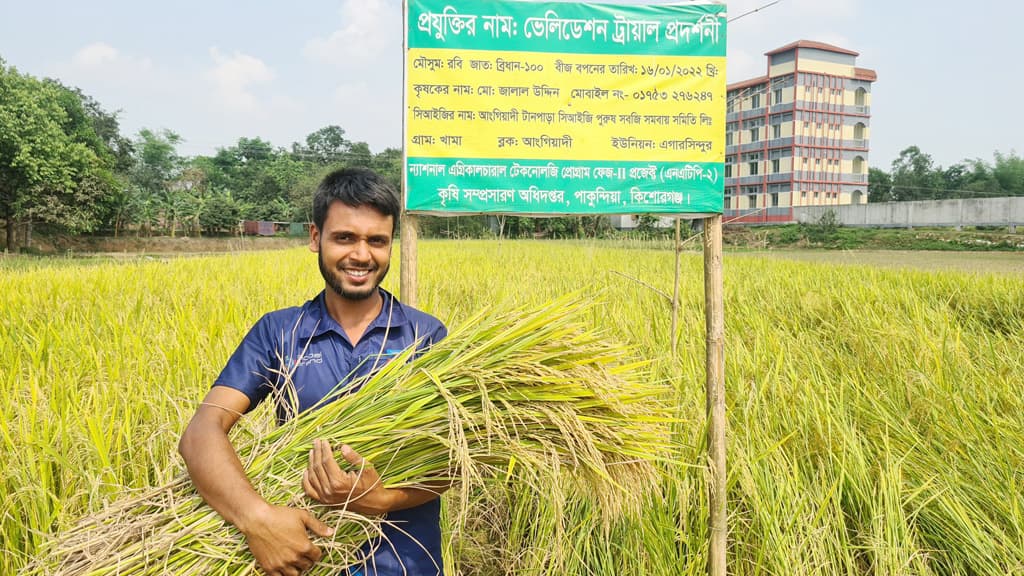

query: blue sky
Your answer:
[1,0,1018,169]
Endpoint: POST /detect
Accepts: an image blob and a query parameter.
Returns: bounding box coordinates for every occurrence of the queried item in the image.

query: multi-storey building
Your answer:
[725,40,876,223]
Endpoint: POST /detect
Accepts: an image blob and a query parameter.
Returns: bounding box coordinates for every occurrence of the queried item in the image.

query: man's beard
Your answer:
[318,250,389,301]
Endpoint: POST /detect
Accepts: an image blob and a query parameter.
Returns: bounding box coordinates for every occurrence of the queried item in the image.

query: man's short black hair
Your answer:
[313,167,400,234]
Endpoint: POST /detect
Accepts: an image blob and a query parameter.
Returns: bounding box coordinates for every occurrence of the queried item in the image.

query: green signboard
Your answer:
[404,0,726,215]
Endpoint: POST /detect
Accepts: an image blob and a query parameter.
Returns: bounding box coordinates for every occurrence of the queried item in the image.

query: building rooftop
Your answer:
[765,40,859,57]
[726,75,768,92]
[854,67,877,81]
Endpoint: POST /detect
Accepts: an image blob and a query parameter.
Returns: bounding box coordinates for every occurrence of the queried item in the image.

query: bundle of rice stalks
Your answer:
[27,296,672,575]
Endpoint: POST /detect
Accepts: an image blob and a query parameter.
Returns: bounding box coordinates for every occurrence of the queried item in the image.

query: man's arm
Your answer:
[179,386,334,575]
[303,440,450,516]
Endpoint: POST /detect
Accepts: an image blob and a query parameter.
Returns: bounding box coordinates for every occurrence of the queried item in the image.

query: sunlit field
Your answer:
[2,240,1022,575]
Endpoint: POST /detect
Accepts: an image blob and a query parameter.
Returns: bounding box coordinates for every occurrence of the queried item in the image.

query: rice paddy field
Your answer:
[2,240,1023,575]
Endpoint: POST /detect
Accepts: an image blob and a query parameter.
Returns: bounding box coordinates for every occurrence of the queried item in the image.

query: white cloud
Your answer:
[205,47,275,114]
[68,42,152,73]
[71,42,119,67]
[303,0,400,70]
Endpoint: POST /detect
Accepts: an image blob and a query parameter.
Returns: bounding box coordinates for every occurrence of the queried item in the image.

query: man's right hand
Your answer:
[241,504,335,576]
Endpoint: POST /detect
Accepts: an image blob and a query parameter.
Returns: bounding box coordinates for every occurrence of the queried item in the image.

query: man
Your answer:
[179,167,448,576]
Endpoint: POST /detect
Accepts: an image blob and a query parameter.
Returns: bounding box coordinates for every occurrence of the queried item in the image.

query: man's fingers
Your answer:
[309,440,336,493]
[302,469,320,500]
[303,511,335,538]
[306,449,326,497]
[340,444,369,469]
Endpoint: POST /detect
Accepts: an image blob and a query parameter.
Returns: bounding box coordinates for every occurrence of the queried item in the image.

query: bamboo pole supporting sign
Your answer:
[400,213,418,308]
[671,218,681,353]
[704,214,726,576]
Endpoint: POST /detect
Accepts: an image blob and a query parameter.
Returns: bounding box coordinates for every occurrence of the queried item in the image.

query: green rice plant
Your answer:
[25,295,670,574]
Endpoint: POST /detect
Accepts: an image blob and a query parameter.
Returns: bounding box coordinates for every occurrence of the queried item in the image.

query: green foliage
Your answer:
[0,61,118,249]
[868,166,892,201]
[632,213,660,234]
[871,146,1024,201]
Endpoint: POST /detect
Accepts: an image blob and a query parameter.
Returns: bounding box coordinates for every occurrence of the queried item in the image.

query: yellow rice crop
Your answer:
[2,241,1023,575]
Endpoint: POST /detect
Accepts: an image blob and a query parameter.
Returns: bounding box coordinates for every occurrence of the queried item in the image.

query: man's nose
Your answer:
[351,240,371,260]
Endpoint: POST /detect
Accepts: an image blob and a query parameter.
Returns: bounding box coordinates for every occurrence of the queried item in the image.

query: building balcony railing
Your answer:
[845,104,870,115]
[791,171,868,183]
[740,108,767,120]
[792,137,872,149]
[727,137,796,152]
[767,172,791,183]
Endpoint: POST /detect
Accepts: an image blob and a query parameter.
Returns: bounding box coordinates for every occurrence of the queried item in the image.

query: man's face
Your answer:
[310,202,393,301]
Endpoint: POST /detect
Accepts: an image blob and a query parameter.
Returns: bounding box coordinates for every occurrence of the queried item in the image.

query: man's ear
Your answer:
[309,224,320,253]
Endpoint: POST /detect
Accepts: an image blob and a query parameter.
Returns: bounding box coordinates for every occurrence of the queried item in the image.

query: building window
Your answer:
[774,88,783,104]
[854,123,866,140]
[748,194,758,209]
[749,127,759,141]
[725,164,732,178]
[770,193,779,207]
[751,94,760,109]
[725,132,733,146]
[724,197,731,210]
[772,159,780,173]
[749,161,759,175]
[772,124,782,139]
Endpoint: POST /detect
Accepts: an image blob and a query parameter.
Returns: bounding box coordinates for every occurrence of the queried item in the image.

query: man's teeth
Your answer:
[345,269,370,277]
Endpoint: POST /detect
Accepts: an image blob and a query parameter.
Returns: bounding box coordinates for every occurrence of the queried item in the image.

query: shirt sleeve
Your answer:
[213,313,283,412]
[428,321,448,346]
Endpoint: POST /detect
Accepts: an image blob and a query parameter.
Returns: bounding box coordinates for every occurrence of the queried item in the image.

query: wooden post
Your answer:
[400,213,419,307]
[704,214,726,576]
[670,218,681,352]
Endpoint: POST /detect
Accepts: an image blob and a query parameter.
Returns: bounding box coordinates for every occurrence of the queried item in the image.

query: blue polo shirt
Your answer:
[214,288,447,576]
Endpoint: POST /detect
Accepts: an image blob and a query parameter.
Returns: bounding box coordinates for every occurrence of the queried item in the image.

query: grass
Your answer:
[2,240,1023,575]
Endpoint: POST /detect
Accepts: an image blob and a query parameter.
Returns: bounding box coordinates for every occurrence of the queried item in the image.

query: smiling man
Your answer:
[179,167,448,576]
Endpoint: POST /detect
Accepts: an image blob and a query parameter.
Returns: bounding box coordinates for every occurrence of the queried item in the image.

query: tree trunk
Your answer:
[5,217,15,252]
[24,220,32,248]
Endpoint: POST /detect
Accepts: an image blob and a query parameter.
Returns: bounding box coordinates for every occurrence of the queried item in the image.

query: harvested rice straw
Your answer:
[27,296,672,575]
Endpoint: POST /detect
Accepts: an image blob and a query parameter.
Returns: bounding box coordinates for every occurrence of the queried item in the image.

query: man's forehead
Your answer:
[323,202,394,232]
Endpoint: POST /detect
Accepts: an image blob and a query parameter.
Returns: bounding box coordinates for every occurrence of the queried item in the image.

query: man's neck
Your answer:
[323,288,384,344]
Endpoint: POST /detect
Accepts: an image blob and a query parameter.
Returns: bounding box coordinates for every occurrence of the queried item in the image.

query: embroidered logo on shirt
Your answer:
[284,352,324,368]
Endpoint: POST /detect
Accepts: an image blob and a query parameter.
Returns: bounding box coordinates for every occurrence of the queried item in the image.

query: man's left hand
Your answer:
[303,440,394,516]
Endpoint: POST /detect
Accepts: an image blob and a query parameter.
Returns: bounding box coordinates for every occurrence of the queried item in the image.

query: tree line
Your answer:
[5,59,1023,252]
[1,59,625,251]
[2,59,418,251]
[869,146,1024,202]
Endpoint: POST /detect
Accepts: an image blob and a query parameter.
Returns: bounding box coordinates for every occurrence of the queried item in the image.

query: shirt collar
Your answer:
[297,287,410,340]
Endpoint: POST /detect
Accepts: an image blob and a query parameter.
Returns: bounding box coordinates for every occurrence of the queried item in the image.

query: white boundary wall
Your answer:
[795,197,1023,231]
